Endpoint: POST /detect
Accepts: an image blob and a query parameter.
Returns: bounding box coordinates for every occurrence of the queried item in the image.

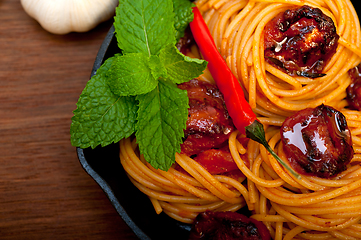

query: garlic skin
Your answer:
[21,0,119,34]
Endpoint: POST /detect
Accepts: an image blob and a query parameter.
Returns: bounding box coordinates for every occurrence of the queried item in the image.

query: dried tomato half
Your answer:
[346,64,361,110]
[264,5,339,78]
[188,211,271,240]
[281,104,353,178]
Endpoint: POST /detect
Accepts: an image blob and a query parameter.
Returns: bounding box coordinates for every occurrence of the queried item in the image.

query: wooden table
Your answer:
[0,1,138,239]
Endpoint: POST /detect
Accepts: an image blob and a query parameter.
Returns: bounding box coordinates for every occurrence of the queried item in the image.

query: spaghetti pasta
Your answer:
[119,0,361,239]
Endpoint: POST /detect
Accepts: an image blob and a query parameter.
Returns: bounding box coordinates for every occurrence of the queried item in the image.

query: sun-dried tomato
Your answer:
[281,104,353,178]
[188,211,271,240]
[264,5,339,78]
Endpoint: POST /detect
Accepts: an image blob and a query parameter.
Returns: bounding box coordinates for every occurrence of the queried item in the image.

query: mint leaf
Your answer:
[105,53,159,96]
[173,0,195,41]
[71,56,138,149]
[149,55,167,81]
[136,80,189,170]
[114,0,175,56]
[160,45,208,84]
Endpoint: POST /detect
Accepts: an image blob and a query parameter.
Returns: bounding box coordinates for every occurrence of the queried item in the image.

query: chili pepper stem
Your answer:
[245,120,301,179]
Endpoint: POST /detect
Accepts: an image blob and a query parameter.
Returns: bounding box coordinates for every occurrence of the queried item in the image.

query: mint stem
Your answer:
[245,120,301,179]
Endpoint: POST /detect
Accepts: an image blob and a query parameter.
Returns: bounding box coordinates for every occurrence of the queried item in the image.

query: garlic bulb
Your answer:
[21,0,119,34]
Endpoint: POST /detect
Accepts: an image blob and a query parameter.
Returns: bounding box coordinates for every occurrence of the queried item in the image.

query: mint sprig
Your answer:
[70,0,207,171]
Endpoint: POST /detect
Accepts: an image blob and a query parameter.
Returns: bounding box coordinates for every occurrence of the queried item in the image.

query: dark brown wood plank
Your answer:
[0,0,138,239]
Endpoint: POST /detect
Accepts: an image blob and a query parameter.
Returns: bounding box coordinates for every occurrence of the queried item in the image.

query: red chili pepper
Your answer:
[189,6,300,179]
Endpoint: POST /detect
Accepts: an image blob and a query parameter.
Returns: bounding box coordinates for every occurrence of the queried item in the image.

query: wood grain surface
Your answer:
[0,1,138,239]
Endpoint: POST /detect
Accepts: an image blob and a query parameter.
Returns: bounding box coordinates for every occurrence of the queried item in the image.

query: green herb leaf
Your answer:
[70,56,138,149]
[114,0,175,56]
[105,53,160,96]
[149,55,168,81]
[136,80,189,171]
[160,45,207,84]
[172,0,195,41]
